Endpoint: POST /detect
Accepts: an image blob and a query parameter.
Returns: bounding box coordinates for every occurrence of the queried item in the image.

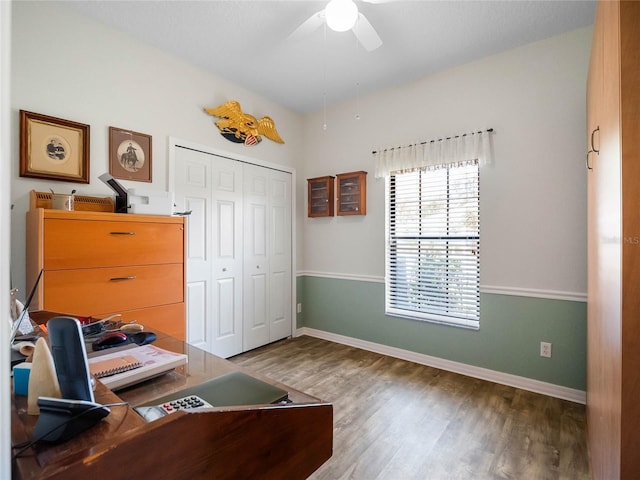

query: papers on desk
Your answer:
[88,344,187,391]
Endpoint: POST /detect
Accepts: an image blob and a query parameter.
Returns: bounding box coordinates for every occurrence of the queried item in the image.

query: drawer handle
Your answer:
[110,231,136,235]
[110,276,137,281]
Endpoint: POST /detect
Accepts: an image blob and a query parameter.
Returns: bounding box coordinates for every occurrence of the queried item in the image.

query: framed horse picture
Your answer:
[109,126,152,182]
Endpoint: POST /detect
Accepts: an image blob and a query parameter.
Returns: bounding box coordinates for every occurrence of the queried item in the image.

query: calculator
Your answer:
[135,395,213,422]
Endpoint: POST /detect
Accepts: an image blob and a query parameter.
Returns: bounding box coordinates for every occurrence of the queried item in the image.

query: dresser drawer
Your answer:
[43,264,184,315]
[43,218,184,269]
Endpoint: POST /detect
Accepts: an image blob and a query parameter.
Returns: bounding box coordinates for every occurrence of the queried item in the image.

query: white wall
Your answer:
[10,4,590,299]
[10,2,304,295]
[300,27,591,298]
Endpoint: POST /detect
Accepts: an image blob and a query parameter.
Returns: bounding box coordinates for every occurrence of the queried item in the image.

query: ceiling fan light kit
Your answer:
[289,0,385,52]
[325,0,358,32]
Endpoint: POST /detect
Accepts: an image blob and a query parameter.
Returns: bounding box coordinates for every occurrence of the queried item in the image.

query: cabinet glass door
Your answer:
[307,176,334,217]
[337,171,367,216]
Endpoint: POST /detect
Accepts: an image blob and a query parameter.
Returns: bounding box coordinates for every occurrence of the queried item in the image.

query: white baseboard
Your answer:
[295,327,586,404]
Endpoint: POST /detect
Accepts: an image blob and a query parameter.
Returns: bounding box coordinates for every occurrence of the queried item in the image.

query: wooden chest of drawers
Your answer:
[26,209,186,340]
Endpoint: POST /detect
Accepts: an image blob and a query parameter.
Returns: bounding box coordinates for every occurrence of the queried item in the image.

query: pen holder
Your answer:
[52,194,74,211]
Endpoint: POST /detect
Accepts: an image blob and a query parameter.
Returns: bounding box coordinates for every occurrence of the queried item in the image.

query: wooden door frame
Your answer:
[1,2,12,477]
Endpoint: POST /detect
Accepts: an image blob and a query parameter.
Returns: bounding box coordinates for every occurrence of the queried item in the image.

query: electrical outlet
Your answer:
[540,341,552,358]
[296,303,302,314]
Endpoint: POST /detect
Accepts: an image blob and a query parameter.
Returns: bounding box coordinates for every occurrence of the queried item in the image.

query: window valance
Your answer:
[373,128,494,178]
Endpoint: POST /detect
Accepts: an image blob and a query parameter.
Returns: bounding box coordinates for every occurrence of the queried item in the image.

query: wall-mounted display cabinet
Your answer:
[307,176,335,217]
[337,171,367,216]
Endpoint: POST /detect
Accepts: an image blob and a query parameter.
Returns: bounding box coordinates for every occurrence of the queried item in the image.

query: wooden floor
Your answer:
[230,335,589,480]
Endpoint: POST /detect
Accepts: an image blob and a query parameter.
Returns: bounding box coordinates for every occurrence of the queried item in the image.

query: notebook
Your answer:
[89,355,142,378]
[88,344,187,390]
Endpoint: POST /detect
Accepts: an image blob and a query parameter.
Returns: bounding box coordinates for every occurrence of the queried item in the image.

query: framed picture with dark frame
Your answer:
[19,110,90,184]
[109,126,152,183]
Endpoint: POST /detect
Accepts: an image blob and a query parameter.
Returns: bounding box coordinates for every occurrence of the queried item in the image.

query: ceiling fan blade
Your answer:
[288,10,325,41]
[352,13,382,52]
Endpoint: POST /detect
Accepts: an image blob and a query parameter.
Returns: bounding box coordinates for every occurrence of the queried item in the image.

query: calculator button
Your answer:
[157,395,213,414]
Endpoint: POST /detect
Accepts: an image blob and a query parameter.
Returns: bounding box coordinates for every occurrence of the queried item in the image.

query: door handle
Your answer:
[586,126,600,171]
[110,231,136,235]
[590,126,600,154]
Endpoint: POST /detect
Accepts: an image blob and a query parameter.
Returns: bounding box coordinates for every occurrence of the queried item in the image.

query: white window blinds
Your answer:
[386,160,480,329]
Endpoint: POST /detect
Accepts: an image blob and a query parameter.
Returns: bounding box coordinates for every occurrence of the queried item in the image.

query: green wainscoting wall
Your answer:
[297,276,586,391]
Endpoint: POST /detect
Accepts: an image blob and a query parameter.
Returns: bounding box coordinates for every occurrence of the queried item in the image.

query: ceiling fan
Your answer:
[289,0,395,52]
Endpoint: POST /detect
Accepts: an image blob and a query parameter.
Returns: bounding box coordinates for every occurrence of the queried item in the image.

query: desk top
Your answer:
[112,332,320,406]
[11,326,331,480]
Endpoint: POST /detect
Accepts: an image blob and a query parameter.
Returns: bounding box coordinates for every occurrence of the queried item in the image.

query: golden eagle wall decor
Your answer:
[204,100,285,146]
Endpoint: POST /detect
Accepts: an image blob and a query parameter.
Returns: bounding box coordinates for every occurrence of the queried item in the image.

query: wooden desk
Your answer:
[11,331,333,479]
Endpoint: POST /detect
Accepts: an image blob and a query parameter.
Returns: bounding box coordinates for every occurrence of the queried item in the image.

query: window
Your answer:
[385,160,480,329]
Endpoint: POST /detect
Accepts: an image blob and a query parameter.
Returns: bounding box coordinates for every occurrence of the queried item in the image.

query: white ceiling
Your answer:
[60,0,596,114]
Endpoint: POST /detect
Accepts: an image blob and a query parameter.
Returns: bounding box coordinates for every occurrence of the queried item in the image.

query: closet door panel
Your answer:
[174,148,212,351]
[211,158,244,358]
[186,280,207,350]
[248,203,267,257]
[184,196,207,349]
[216,277,238,336]
[213,197,242,351]
[243,164,270,350]
[269,270,288,340]
[175,147,243,358]
[269,171,292,342]
[244,267,268,351]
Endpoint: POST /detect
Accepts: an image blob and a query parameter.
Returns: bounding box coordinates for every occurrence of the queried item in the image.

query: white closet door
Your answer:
[243,164,270,351]
[243,165,293,350]
[268,170,292,342]
[174,143,293,357]
[174,147,211,351]
[210,157,244,357]
[175,147,243,358]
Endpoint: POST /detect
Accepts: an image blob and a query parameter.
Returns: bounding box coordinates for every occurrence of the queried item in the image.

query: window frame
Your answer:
[384,161,480,330]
